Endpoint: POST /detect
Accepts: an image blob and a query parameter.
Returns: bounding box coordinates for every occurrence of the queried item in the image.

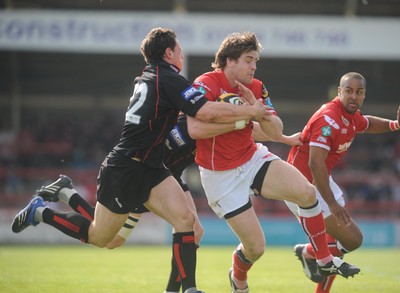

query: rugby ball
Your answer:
[216,93,243,105]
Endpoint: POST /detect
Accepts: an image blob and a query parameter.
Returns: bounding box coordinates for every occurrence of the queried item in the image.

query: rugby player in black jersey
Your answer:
[11,27,272,293]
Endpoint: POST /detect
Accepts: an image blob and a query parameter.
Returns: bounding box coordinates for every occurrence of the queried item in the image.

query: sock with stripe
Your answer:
[298,201,332,265]
[41,207,91,243]
[165,244,199,292]
[172,232,197,292]
[165,255,182,292]
[305,234,346,258]
[232,247,253,282]
[57,187,95,221]
[68,194,95,221]
[315,274,336,292]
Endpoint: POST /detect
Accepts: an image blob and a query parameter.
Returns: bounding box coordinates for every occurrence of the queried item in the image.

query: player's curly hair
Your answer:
[141,27,177,64]
[212,32,262,69]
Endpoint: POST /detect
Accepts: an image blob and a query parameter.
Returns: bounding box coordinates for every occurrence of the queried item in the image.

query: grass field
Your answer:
[0,245,399,292]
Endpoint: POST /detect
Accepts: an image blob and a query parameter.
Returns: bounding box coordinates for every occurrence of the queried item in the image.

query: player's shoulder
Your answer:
[311,102,341,128]
[194,71,219,84]
[193,71,220,94]
[249,78,267,98]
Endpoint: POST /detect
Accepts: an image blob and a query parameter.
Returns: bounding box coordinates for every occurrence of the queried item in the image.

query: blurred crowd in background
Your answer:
[1,111,399,219]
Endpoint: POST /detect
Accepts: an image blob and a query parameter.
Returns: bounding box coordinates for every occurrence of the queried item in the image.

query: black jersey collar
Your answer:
[156,60,180,73]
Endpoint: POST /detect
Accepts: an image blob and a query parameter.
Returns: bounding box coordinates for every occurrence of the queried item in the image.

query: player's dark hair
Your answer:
[141,27,177,64]
[212,32,262,69]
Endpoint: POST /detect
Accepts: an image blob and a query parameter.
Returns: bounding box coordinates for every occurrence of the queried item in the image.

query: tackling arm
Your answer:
[187,116,237,139]
[195,98,272,124]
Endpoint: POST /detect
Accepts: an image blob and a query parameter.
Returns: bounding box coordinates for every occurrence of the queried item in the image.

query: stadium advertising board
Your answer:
[0,10,400,59]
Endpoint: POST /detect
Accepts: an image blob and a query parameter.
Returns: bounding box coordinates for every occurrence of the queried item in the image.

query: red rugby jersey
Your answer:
[287,97,369,183]
[193,70,274,170]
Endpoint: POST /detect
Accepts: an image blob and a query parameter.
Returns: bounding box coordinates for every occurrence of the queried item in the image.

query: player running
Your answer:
[11,27,272,293]
[286,72,400,292]
[190,32,360,293]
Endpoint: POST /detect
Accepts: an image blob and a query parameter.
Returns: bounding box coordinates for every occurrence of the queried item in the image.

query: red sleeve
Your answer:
[354,112,369,132]
[193,74,220,101]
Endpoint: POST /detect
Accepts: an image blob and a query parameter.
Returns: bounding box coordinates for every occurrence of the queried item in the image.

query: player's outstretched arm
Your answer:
[364,105,400,133]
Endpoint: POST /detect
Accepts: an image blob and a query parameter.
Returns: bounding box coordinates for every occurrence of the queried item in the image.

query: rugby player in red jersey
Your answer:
[286,72,400,292]
[190,32,360,293]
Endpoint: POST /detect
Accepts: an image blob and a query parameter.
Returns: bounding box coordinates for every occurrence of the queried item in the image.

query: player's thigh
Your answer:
[324,215,363,251]
[89,201,129,246]
[226,207,265,256]
[145,176,194,232]
[261,160,315,204]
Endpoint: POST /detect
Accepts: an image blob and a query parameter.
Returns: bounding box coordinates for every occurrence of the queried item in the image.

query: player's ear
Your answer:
[164,48,172,59]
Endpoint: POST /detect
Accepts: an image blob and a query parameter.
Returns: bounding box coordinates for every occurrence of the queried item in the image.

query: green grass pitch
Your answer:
[0,245,398,292]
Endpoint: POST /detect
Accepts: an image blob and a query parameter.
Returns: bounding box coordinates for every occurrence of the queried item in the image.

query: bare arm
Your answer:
[252,121,272,141]
[187,116,237,139]
[364,105,400,133]
[258,115,285,142]
[309,146,351,226]
[195,97,272,123]
[252,121,303,145]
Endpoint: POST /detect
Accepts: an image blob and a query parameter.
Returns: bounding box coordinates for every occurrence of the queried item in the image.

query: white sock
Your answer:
[58,187,77,204]
[34,206,47,222]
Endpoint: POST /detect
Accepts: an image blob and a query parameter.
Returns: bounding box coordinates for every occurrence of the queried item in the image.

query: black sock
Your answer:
[42,208,91,243]
[69,193,95,220]
[165,256,181,292]
[172,231,197,292]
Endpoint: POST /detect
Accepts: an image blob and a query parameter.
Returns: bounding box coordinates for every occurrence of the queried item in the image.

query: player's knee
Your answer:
[88,230,114,248]
[106,237,126,250]
[173,209,196,232]
[346,233,363,251]
[245,242,265,261]
[89,238,109,248]
[294,183,317,207]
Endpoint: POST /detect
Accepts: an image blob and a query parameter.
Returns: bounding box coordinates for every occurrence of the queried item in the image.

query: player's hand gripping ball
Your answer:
[216,93,248,129]
[216,93,243,105]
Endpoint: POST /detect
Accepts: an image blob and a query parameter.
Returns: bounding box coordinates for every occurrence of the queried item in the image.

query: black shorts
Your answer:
[96,155,171,214]
[174,175,189,192]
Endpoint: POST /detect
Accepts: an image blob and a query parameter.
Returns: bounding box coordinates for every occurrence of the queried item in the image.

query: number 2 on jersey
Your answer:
[125,82,148,124]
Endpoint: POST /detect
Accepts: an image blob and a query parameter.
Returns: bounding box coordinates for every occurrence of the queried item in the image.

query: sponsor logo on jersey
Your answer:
[182,86,200,100]
[317,136,327,143]
[193,81,211,92]
[321,126,332,137]
[341,128,348,134]
[324,114,340,129]
[196,86,207,95]
[170,126,186,147]
[341,116,349,126]
[337,140,353,152]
